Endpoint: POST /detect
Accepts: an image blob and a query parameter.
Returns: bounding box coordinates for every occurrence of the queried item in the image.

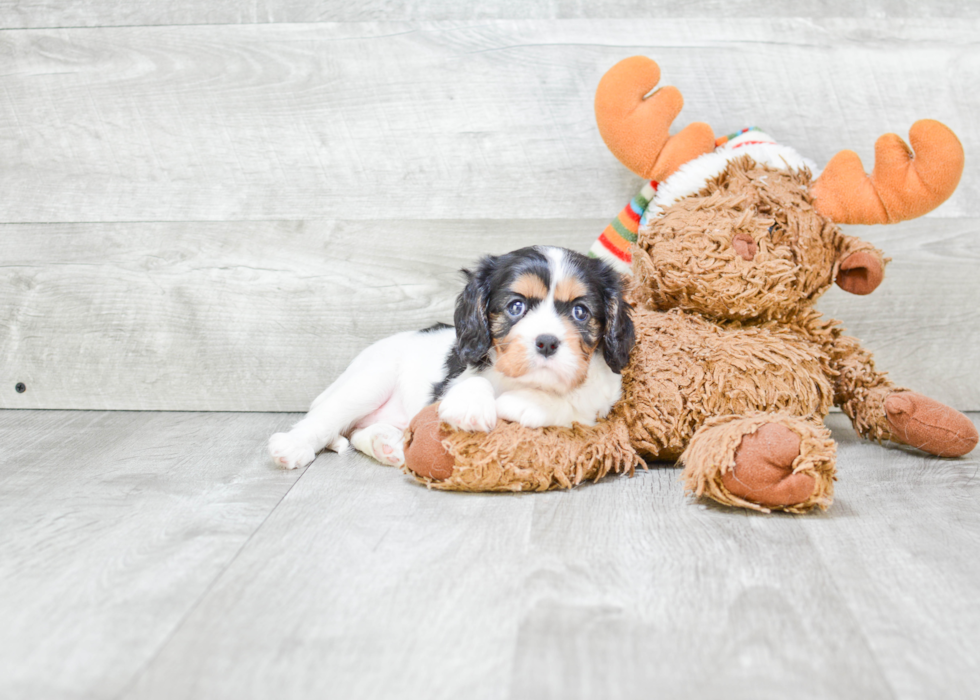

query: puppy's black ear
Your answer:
[599,272,635,374]
[454,256,496,366]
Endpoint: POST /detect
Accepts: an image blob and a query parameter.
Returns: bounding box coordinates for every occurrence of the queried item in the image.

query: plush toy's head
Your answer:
[630,148,884,321]
[594,56,965,322]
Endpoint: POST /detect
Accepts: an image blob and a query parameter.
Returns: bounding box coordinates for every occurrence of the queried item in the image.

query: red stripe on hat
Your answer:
[598,233,632,262]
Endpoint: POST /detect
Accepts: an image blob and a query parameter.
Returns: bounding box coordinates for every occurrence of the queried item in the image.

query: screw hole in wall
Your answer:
[15,382,26,393]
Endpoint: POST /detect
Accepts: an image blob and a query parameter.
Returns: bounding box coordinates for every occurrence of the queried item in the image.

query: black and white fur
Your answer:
[268,246,635,470]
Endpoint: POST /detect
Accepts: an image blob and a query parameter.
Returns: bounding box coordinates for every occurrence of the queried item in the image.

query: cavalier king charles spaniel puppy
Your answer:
[269,246,635,470]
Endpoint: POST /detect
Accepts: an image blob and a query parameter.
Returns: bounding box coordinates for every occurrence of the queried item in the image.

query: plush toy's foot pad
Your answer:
[403,404,456,480]
[885,392,978,457]
[681,414,837,513]
[721,423,814,508]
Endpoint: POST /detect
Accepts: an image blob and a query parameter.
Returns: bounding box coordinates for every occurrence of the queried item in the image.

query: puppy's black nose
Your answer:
[535,334,560,358]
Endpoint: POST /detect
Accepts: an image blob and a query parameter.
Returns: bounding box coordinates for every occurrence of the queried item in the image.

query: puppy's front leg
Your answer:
[495,390,574,429]
[439,377,498,432]
[269,413,350,471]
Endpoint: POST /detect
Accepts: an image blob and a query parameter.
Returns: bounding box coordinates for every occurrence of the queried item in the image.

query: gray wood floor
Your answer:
[2,409,978,699]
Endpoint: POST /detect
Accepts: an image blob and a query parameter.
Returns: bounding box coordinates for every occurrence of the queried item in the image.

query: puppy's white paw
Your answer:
[439,377,498,432]
[328,436,349,453]
[268,432,316,470]
[371,426,405,467]
[350,423,405,467]
[495,391,551,429]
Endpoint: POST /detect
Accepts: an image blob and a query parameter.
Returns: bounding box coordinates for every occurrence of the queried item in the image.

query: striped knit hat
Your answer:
[588,127,818,275]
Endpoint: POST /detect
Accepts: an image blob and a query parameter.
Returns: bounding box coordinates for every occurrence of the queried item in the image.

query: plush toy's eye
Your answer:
[506,299,526,317]
[768,224,776,234]
[572,304,590,322]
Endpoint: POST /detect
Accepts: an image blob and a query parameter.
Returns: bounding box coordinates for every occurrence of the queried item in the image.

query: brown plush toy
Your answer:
[403,56,978,512]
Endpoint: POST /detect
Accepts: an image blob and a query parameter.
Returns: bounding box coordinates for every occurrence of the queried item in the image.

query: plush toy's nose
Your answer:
[535,335,561,358]
[733,233,758,261]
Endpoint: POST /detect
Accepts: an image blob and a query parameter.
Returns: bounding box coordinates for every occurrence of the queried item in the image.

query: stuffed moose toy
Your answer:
[403,56,978,512]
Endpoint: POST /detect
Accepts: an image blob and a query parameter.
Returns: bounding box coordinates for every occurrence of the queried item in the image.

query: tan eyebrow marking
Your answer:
[554,276,587,303]
[512,273,548,299]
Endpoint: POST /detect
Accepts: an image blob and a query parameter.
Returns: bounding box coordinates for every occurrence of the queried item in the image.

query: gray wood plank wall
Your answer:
[1,3,978,29]
[1,13,978,411]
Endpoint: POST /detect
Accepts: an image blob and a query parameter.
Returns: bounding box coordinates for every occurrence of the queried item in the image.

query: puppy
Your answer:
[268,246,635,470]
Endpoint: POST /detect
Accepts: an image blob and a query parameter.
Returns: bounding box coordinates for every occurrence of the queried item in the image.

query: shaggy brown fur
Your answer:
[407,403,641,492]
[403,156,977,512]
[631,160,840,321]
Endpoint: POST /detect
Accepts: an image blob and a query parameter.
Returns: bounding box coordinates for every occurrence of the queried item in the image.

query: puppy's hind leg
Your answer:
[269,342,400,470]
[350,423,406,468]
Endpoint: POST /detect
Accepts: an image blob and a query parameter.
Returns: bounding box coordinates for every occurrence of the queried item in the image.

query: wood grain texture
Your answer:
[505,413,980,699]
[0,15,977,412]
[104,411,977,700]
[2,217,977,411]
[800,418,980,699]
[125,440,537,700]
[2,410,977,699]
[0,410,303,700]
[0,19,977,223]
[0,218,599,410]
[0,1,976,29]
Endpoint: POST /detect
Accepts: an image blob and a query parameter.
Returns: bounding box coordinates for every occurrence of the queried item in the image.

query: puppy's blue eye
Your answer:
[507,299,526,317]
[572,304,590,321]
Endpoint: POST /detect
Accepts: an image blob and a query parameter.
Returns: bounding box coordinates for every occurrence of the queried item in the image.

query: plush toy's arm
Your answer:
[831,333,900,441]
[831,334,977,456]
[403,403,642,492]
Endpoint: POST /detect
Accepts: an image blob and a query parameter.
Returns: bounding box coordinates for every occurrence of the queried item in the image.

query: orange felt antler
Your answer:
[594,56,715,181]
[811,120,964,225]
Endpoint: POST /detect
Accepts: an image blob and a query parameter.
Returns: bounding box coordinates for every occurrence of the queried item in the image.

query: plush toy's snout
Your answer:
[732,233,757,261]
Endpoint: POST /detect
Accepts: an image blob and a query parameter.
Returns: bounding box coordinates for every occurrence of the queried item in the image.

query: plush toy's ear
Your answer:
[834,236,887,295]
[836,251,884,295]
[453,257,496,365]
[596,266,636,373]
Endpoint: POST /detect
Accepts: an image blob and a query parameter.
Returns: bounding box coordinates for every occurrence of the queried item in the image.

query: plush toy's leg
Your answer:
[680,414,836,513]
[832,335,977,457]
[869,389,976,457]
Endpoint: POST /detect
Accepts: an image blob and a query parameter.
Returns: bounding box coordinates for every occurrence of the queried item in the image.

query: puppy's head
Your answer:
[455,246,635,393]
